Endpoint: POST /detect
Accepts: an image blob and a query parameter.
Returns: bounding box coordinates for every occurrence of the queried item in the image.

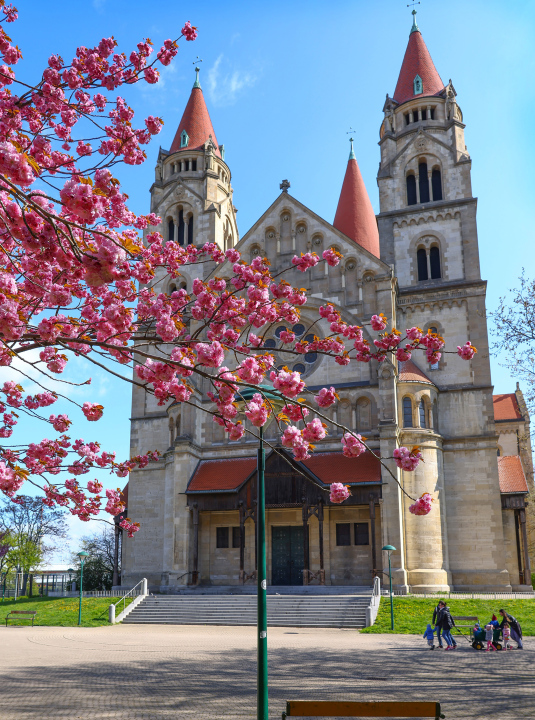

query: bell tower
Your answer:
[375,12,513,592]
[149,67,238,252]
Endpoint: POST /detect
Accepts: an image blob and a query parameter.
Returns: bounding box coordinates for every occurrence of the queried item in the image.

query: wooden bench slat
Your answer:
[9,611,36,615]
[285,701,443,718]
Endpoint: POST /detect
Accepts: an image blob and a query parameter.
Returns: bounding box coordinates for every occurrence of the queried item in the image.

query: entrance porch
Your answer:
[185,449,383,588]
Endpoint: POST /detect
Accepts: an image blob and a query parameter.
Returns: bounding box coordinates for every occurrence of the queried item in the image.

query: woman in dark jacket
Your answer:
[432,602,445,648]
[438,604,457,650]
[499,609,523,649]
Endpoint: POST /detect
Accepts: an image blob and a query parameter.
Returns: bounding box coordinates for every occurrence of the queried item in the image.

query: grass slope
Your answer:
[1,595,131,627]
[361,597,535,635]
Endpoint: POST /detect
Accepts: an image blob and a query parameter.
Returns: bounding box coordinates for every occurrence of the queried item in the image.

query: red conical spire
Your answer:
[169,69,220,156]
[393,13,444,105]
[333,141,380,258]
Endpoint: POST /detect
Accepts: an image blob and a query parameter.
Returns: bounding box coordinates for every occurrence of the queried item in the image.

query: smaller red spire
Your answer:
[169,70,220,156]
[393,15,444,105]
[333,142,380,258]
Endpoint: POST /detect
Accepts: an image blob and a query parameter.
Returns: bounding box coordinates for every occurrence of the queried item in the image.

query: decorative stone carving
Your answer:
[281,214,290,222]
[297,226,306,234]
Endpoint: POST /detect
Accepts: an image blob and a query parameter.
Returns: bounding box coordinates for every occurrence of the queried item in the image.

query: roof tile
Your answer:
[497,455,528,494]
[169,86,220,156]
[493,393,523,421]
[187,457,256,492]
[186,451,381,493]
[333,157,380,258]
[393,30,444,105]
[398,359,434,384]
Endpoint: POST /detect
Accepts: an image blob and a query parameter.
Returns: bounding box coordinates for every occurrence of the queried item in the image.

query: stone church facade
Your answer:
[122,17,532,592]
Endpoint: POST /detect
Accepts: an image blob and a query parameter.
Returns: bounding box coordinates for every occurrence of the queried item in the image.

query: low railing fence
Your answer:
[108,578,147,623]
[386,590,535,600]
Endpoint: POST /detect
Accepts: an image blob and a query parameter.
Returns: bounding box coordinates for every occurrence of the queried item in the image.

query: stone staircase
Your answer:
[122,594,371,628]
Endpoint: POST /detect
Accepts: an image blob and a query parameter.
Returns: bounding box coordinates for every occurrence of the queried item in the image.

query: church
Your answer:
[121,13,533,593]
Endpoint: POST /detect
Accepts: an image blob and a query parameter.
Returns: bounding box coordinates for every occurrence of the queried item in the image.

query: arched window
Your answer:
[168,218,175,242]
[419,400,426,428]
[176,413,181,437]
[430,246,441,279]
[403,398,413,428]
[431,168,443,201]
[419,161,430,203]
[177,210,185,246]
[357,398,371,431]
[406,174,417,205]
[187,215,194,245]
[180,130,189,148]
[191,160,197,171]
[417,248,428,281]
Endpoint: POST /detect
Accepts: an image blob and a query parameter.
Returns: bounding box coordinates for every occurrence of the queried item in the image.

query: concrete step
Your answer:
[123,594,370,628]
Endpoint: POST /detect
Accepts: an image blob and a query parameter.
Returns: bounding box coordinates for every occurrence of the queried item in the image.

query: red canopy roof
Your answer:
[497,456,528,494]
[393,29,444,105]
[169,85,220,156]
[302,451,381,486]
[186,451,381,493]
[493,394,523,422]
[333,156,380,258]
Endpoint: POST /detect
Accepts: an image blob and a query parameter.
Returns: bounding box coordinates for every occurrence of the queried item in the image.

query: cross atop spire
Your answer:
[410,8,419,33]
[193,67,201,88]
[348,137,356,160]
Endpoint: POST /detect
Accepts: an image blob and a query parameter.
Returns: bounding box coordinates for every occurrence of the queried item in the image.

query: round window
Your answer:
[304,334,315,343]
[293,363,306,374]
[275,326,287,339]
[264,338,276,348]
[304,352,317,364]
[292,323,305,337]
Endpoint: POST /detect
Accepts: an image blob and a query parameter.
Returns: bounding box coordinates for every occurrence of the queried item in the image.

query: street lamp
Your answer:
[382,545,396,631]
[76,551,89,626]
[235,385,285,720]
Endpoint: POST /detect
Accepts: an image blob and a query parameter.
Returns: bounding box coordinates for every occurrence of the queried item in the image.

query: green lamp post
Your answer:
[235,385,285,720]
[382,545,396,631]
[76,551,89,626]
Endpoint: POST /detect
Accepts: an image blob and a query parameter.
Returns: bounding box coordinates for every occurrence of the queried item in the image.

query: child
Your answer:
[423,623,436,650]
[502,621,512,651]
[485,623,497,652]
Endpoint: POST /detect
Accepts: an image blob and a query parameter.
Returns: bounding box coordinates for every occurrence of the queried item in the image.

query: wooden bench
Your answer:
[452,615,479,639]
[282,701,445,719]
[6,610,37,627]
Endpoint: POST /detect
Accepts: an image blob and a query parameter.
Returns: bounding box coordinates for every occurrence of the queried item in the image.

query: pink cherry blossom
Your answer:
[393,446,423,471]
[281,403,309,422]
[329,482,350,504]
[315,386,337,408]
[341,433,366,458]
[82,403,104,422]
[244,393,270,427]
[322,248,342,267]
[457,341,477,360]
[49,414,71,433]
[303,418,327,442]
[409,493,433,516]
[370,314,387,332]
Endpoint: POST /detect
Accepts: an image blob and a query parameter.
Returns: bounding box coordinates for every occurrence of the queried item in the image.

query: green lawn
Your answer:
[361,597,535,635]
[1,595,131,627]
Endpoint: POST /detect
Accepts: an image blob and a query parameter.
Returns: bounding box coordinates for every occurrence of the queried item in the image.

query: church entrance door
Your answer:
[271,526,304,585]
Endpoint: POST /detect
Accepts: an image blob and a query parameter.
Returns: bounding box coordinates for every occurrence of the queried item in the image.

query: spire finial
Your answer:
[193,57,203,88]
[346,127,356,160]
[407,1,420,33]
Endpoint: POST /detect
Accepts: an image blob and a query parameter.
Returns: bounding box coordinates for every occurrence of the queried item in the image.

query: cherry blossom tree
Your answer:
[0,4,476,532]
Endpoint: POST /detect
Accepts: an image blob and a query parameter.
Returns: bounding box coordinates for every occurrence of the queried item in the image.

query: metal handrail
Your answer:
[110,578,146,618]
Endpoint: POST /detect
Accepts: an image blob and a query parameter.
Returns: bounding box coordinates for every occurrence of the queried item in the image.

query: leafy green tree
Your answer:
[72,526,115,591]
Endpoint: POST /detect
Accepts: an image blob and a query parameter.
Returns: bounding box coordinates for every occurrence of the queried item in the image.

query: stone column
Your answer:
[191,503,199,586]
[302,500,310,585]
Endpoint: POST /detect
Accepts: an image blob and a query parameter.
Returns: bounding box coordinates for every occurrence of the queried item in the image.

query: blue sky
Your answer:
[4,0,535,555]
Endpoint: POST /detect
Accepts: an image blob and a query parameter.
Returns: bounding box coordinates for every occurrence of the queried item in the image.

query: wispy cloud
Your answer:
[92,0,106,11]
[207,54,258,107]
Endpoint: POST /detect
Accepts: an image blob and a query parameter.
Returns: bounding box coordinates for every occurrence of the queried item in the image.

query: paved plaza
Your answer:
[0,624,533,719]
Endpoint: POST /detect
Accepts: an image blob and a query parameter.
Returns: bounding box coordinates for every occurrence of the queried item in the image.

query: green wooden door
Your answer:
[271,526,304,585]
